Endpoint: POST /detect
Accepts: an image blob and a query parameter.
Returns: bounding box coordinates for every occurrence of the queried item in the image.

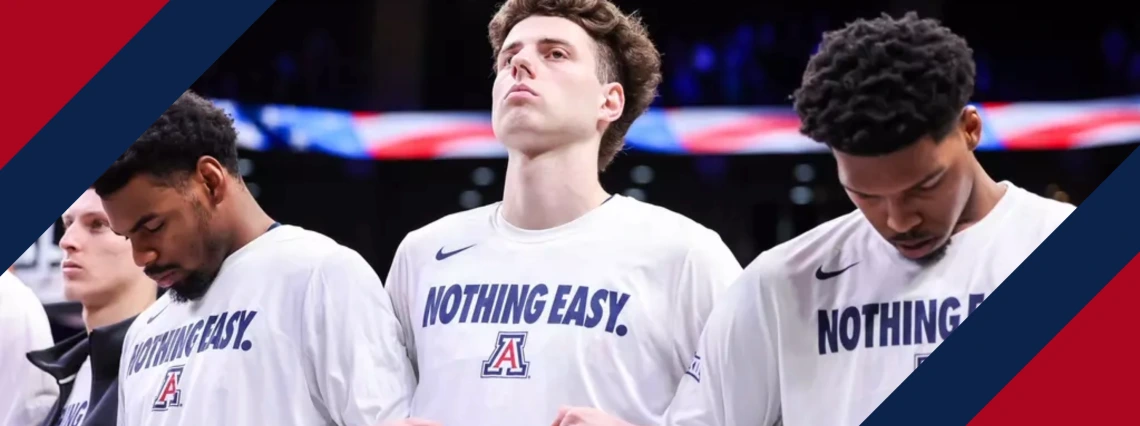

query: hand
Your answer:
[551,406,638,426]
[375,418,442,426]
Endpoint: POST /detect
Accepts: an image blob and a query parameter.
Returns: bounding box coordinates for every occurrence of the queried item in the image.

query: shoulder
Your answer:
[259,225,354,260]
[225,226,380,294]
[753,209,870,269]
[0,270,35,297]
[994,183,1077,246]
[0,271,38,300]
[402,204,497,247]
[0,272,53,350]
[0,272,48,322]
[251,225,370,271]
[1009,184,1075,229]
[603,196,732,259]
[286,228,381,284]
[740,209,871,291]
[395,203,498,263]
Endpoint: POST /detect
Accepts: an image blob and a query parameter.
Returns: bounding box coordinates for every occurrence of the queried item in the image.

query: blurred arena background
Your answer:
[14,0,1140,339]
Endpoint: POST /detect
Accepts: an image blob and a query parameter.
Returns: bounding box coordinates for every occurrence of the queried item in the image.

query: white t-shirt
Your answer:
[116,225,416,426]
[56,358,92,426]
[386,194,743,426]
[0,270,59,426]
[665,182,1075,426]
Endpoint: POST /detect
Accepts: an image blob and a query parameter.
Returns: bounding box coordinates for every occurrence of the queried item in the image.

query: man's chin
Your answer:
[165,277,213,303]
[904,238,952,266]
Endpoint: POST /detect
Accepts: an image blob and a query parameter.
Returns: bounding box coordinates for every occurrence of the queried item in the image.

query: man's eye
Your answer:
[920,179,941,191]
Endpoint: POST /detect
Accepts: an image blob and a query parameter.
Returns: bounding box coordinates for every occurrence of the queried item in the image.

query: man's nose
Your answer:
[132,245,157,268]
[510,51,535,80]
[885,198,921,234]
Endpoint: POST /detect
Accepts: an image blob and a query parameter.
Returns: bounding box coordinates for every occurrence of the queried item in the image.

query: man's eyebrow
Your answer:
[499,38,573,56]
[72,211,98,223]
[909,168,947,190]
[841,168,947,196]
[499,40,523,56]
[127,213,158,234]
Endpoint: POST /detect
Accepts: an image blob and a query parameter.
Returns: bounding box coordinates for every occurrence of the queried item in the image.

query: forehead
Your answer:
[503,16,595,51]
[101,175,183,221]
[64,189,106,218]
[835,136,955,193]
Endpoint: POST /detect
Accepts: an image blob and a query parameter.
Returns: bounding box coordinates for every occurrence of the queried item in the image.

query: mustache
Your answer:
[144,264,180,277]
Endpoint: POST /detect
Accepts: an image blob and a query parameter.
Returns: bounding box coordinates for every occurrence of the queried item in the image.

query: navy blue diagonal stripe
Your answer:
[0,0,275,268]
[864,143,1140,425]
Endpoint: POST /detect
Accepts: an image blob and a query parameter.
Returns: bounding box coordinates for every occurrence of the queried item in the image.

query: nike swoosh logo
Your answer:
[436,244,476,261]
[815,262,859,280]
[146,302,171,324]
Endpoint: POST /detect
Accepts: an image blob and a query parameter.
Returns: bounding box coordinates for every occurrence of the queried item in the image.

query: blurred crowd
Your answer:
[192,2,1140,112]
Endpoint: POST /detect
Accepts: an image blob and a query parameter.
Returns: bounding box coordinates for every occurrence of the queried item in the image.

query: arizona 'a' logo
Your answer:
[481,332,530,379]
[152,365,186,411]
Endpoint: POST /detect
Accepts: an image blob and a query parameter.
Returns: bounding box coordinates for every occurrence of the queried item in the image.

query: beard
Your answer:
[889,228,954,267]
[164,268,216,303]
[153,199,230,304]
[909,237,952,267]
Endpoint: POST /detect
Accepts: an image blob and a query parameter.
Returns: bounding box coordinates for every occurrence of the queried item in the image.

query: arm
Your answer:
[552,256,773,426]
[301,248,418,426]
[551,231,744,426]
[0,276,58,426]
[117,329,135,426]
[117,376,127,426]
[665,267,782,426]
[669,230,743,374]
[383,237,418,373]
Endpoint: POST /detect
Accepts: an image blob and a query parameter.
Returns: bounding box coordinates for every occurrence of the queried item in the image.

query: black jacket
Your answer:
[26,315,136,426]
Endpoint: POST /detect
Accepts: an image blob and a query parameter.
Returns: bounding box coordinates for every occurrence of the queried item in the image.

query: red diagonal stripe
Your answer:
[0,0,168,168]
[970,251,1140,425]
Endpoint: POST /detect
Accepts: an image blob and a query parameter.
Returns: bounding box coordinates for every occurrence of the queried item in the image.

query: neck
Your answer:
[955,160,1006,234]
[84,278,155,332]
[224,186,276,255]
[501,141,610,230]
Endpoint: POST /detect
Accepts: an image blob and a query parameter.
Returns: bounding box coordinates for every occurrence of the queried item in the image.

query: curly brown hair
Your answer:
[488,0,662,171]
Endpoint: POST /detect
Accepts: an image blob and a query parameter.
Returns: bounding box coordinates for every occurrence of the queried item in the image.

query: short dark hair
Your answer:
[792,12,976,156]
[488,0,663,171]
[93,91,240,197]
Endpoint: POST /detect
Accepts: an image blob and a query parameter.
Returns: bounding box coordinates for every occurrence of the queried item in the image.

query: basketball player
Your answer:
[661,13,1076,426]
[95,91,416,426]
[383,0,742,425]
[0,268,57,426]
[552,12,1076,426]
[26,188,157,426]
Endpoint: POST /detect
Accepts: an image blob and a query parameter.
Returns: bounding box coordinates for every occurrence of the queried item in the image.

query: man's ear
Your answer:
[961,106,982,151]
[599,82,625,124]
[196,156,229,204]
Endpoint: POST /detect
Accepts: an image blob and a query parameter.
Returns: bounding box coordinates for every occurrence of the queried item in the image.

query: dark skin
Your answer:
[100,156,275,302]
[835,107,1007,264]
